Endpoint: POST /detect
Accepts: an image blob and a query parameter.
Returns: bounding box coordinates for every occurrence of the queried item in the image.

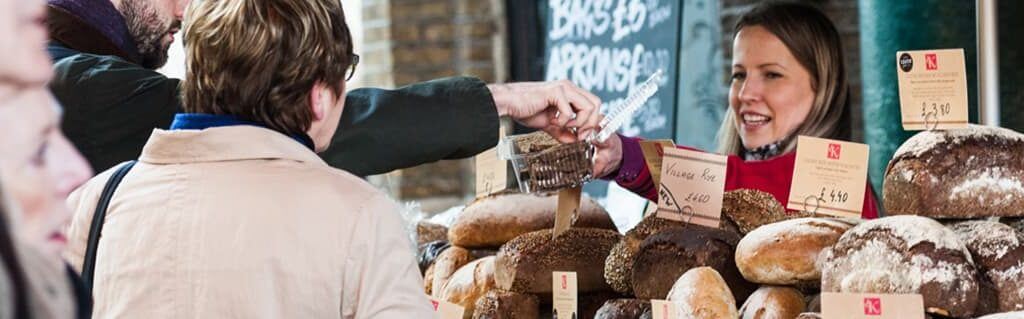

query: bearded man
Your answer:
[45,0,603,176]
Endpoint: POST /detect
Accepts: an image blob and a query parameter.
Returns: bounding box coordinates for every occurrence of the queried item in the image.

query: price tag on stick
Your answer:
[554,187,582,238]
[650,300,678,319]
[638,139,676,186]
[787,136,870,218]
[896,48,969,131]
[552,272,578,319]
[656,148,727,228]
[821,293,925,319]
[429,296,466,319]
[475,148,508,198]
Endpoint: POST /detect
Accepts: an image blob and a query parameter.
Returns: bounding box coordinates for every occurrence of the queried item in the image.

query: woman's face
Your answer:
[0,0,52,85]
[0,88,92,258]
[729,25,816,150]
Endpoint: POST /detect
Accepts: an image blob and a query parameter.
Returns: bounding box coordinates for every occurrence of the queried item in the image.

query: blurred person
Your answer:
[0,88,93,318]
[0,191,30,319]
[45,0,602,175]
[592,1,879,218]
[65,0,432,317]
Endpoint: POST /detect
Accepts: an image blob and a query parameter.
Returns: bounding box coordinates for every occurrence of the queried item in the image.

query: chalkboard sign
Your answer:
[543,0,682,199]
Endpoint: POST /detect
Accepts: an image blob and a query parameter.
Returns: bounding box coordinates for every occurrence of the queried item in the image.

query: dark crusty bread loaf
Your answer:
[950,220,1024,314]
[580,292,623,319]
[472,290,539,319]
[883,125,1024,218]
[735,218,855,286]
[1006,218,1024,236]
[666,267,739,319]
[450,193,616,248]
[495,228,621,294]
[630,226,755,302]
[594,299,651,319]
[739,286,806,319]
[604,215,688,295]
[721,189,794,234]
[820,215,980,318]
[439,256,498,319]
[418,221,449,246]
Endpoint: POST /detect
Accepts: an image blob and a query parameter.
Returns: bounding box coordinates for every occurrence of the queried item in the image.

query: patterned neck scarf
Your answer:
[741,140,785,161]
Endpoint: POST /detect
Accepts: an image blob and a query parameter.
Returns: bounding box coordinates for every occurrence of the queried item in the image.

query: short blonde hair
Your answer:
[716,2,851,155]
[181,0,354,135]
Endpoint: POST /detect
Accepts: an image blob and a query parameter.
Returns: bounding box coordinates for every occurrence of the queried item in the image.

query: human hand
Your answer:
[487,80,602,143]
[591,134,623,179]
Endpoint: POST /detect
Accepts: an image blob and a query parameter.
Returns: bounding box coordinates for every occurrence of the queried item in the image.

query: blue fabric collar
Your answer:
[170,113,315,151]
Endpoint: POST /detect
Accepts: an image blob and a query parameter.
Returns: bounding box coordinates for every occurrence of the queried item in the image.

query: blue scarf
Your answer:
[170,113,316,151]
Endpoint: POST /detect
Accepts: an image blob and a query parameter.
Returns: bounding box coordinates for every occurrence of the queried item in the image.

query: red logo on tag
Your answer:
[431,300,440,310]
[561,275,567,289]
[863,297,882,315]
[926,54,938,70]
[827,143,842,160]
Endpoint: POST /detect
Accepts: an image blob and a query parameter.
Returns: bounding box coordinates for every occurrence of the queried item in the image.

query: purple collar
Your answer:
[47,0,137,59]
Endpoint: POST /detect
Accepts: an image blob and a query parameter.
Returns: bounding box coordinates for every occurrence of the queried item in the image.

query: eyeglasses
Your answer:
[346,54,360,82]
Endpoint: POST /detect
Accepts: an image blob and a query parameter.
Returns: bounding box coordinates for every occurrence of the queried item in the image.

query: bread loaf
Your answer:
[722,189,793,234]
[439,256,498,319]
[418,221,449,246]
[450,193,616,248]
[594,299,651,319]
[630,226,754,302]
[419,240,451,273]
[883,125,1024,218]
[666,267,739,319]
[472,290,539,319]
[820,215,979,318]
[805,294,820,313]
[950,220,1024,314]
[432,246,475,298]
[425,263,437,294]
[1006,218,1024,236]
[738,286,806,319]
[977,311,1024,319]
[735,218,854,286]
[604,215,687,295]
[495,228,620,294]
[795,313,821,319]
[580,292,623,319]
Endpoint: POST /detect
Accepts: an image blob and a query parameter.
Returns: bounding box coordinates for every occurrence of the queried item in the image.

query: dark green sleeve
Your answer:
[50,54,181,172]
[321,76,500,177]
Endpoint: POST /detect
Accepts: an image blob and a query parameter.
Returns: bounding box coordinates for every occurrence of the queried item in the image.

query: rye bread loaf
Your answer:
[735,218,855,286]
[630,226,755,302]
[449,193,615,248]
[472,290,539,319]
[439,256,498,319]
[604,215,688,295]
[594,299,651,319]
[820,215,980,318]
[950,220,1024,314]
[738,286,806,319]
[721,189,794,234]
[883,125,1024,218]
[495,228,621,294]
[418,221,449,246]
[666,267,739,319]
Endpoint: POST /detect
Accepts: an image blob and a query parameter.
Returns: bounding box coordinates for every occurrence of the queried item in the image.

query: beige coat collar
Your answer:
[139,126,326,166]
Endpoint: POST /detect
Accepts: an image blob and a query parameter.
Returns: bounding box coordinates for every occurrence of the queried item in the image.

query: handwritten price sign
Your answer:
[656,148,727,227]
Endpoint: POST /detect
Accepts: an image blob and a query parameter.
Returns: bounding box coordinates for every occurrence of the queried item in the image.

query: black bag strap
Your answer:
[81,160,136,293]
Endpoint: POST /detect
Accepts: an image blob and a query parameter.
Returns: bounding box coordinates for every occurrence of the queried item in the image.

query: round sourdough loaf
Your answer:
[604,214,687,295]
[666,267,739,319]
[883,125,1024,218]
[449,193,615,248]
[950,220,1024,314]
[820,215,979,318]
[738,286,806,319]
[735,218,855,286]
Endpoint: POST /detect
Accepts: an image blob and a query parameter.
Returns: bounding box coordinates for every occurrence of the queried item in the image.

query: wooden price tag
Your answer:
[656,148,727,228]
[552,272,578,319]
[429,296,466,319]
[821,292,925,319]
[554,187,582,238]
[638,139,676,186]
[650,300,678,319]
[787,136,870,218]
[475,147,508,198]
[896,48,969,130]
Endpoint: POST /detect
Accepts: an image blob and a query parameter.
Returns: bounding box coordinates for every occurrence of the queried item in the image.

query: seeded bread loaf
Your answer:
[883,125,1024,218]
[950,220,1024,314]
[495,228,621,294]
[450,193,616,248]
[820,215,980,318]
[735,218,855,286]
[604,215,687,295]
[630,226,755,303]
[721,189,794,234]
[738,286,806,319]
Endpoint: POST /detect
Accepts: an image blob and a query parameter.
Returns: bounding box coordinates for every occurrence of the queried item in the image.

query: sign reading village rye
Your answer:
[656,147,727,228]
[896,48,969,130]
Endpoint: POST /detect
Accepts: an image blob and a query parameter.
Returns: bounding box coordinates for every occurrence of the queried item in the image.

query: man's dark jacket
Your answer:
[45,3,499,176]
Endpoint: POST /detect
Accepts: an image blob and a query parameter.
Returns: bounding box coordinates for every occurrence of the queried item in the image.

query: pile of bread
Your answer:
[416,125,1024,319]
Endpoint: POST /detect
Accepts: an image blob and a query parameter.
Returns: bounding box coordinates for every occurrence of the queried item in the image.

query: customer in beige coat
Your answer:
[64,0,432,318]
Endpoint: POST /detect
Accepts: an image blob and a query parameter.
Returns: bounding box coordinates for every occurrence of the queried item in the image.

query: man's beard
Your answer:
[118,0,179,69]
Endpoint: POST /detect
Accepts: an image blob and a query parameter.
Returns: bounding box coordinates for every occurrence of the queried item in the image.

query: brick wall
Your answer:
[359,0,507,207]
[720,0,865,142]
